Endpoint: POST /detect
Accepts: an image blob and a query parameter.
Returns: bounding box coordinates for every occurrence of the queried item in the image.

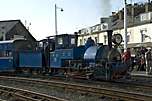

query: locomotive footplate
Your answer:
[66,71,93,79]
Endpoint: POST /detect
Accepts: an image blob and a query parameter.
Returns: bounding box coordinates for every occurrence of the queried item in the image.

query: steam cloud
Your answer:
[100,0,111,17]
[94,0,111,17]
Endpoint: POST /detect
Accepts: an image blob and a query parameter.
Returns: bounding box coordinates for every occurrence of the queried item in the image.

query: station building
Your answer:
[77,1,152,48]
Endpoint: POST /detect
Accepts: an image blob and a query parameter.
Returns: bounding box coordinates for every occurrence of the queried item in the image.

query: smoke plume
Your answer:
[100,0,111,17]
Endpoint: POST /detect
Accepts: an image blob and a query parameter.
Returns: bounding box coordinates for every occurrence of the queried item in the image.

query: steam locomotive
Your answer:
[0,30,128,80]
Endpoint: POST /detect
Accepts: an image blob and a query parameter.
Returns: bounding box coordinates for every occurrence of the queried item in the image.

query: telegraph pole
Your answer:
[124,0,127,51]
[55,4,57,35]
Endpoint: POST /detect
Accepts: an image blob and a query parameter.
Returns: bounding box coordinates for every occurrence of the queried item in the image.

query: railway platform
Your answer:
[131,71,152,78]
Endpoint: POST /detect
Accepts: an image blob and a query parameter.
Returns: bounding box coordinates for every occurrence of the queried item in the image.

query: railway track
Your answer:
[131,74,152,83]
[21,74,152,92]
[0,84,68,101]
[0,76,151,101]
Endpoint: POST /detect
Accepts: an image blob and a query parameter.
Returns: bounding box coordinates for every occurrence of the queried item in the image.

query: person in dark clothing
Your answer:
[85,37,95,49]
[138,54,146,71]
[145,48,152,74]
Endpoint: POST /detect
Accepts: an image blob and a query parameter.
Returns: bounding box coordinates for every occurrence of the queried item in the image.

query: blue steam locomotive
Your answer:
[0,30,128,80]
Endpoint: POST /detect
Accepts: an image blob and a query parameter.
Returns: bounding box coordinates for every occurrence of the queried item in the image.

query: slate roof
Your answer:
[0,20,36,41]
[112,17,152,30]
[0,20,19,34]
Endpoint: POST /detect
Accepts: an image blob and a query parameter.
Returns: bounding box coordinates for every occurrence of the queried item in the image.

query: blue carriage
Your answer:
[0,39,34,72]
[0,40,14,72]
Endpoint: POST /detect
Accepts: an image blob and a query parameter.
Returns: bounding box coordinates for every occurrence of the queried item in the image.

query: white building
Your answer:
[78,3,152,48]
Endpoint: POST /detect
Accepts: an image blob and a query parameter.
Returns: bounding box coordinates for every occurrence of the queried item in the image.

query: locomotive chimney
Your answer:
[107,30,113,49]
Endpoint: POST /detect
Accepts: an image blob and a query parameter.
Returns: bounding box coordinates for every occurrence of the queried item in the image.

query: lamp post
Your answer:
[55,4,63,35]
[124,0,127,51]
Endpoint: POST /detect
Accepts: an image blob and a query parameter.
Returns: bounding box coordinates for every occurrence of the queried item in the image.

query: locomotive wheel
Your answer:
[86,73,94,80]
[111,71,117,80]
[86,75,90,80]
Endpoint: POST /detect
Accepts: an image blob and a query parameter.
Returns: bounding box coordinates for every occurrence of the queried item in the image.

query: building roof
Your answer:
[0,20,19,33]
[112,17,152,30]
[0,20,36,41]
[78,17,152,37]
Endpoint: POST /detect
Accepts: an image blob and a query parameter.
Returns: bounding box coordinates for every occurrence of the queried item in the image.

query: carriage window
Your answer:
[6,51,12,57]
[0,52,3,57]
[71,38,75,44]
[0,51,12,57]
[58,38,63,44]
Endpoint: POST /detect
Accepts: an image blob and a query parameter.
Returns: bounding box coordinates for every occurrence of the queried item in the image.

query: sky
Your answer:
[0,0,147,40]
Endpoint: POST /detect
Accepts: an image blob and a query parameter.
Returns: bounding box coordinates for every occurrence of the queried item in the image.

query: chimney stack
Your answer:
[148,0,150,3]
[118,10,123,20]
[131,4,134,22]
[145,2,150,12]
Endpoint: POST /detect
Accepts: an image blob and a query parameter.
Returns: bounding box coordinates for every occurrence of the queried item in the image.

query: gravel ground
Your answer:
[0,80,114,101]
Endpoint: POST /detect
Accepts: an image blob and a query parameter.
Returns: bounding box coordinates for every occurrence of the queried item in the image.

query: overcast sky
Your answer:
[0,0,147,40]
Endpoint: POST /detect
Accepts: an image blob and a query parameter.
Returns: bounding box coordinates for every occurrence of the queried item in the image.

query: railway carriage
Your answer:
[18,51,43,72]
[0,39,34,72]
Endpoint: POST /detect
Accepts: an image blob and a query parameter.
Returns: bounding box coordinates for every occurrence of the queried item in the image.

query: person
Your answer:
[85,37,95,49]
[122,48,132,71]
[145,48,152,75]
[138,54,146,71]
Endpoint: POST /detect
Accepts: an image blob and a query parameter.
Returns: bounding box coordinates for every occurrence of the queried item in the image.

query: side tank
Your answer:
[84,44,127,80]
[84,45,121,63]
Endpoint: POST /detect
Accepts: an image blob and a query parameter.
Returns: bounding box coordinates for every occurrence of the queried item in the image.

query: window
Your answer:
[0,51,12,57]
[84,38,86,44]
[95,37,98,44]
[127,35,130,42]
[71,38,75,44]
[80,39,82,45]
[140,29,147,42]
[58,38,63,44]
[6,51,12,57]
[127,32,131,42]
[104,35,107,44]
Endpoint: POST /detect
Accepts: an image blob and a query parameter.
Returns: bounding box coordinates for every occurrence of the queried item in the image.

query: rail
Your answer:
[0,76,151,101]
[0,84,68,101]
